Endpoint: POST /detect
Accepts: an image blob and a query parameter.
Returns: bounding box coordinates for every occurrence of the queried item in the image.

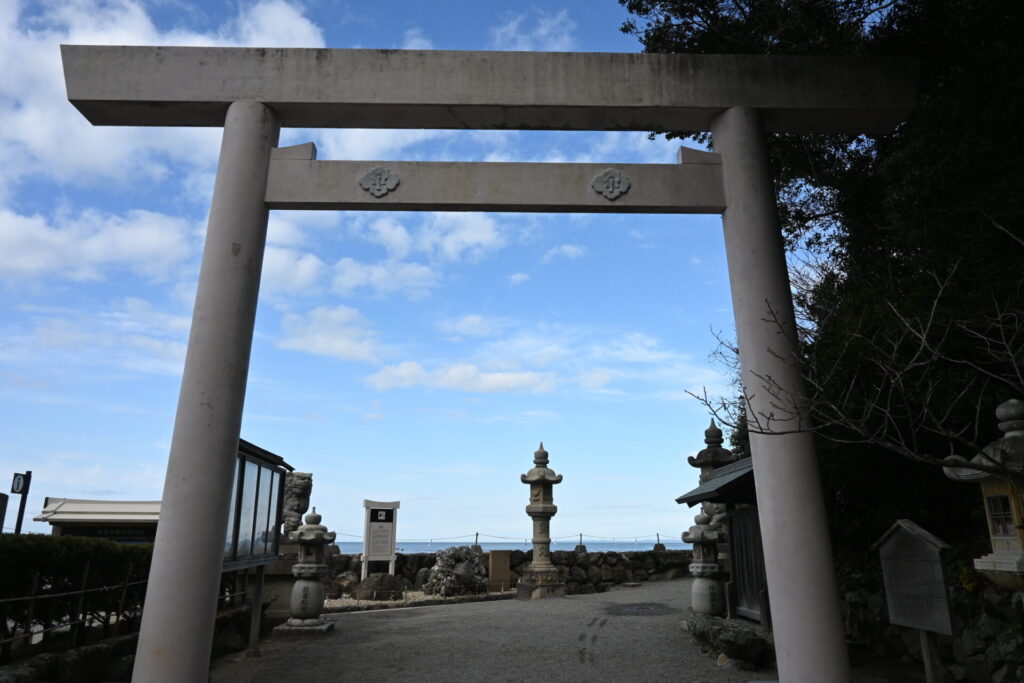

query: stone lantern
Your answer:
[518,442,565,600]
[682,421,739,615]
[944,399,1024,589]
[275,507,336,634]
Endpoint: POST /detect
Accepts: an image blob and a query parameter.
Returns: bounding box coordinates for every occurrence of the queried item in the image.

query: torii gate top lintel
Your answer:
[60,45,916,133]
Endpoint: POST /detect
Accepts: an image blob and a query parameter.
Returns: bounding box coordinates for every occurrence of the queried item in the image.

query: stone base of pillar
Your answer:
[691,576,724,616]
[516,567,565,600]
[273,619,334,637]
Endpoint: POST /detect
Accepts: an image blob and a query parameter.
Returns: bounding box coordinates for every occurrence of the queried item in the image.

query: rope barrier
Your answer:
[329,531,683,543]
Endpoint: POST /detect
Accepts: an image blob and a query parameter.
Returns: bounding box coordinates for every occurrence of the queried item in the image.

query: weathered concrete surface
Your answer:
[61,46,916,132]
[265,156,724,213]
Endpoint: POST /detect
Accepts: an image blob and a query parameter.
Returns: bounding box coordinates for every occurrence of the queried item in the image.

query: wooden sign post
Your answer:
[874,519,952,683]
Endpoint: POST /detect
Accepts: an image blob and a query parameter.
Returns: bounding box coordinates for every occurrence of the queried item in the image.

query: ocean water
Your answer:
[333,540,691,555]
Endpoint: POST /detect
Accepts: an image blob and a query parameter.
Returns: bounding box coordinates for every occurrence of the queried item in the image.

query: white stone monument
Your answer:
[362,499,400,580]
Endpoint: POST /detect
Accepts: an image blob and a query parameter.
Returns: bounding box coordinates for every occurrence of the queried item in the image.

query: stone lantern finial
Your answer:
[996,398,1024,437]
[534,442,549,466]
[704,420,723,447]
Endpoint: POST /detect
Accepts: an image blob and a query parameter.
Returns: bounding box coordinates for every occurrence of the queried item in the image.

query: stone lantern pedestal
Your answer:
[274,508,336,636]
[518,443,565,600]
[684,514,723,615]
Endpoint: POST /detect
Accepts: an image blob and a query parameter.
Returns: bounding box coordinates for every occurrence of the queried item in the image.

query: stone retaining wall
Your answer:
[325,549,692,598]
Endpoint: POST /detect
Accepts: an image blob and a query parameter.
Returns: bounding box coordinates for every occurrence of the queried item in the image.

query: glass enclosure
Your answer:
[223,442,289,568]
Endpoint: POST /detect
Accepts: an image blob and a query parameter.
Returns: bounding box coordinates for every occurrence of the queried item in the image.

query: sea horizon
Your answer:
[333,540,692,555]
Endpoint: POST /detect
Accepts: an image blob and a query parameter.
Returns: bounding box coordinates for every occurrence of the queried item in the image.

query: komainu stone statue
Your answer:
[282,472,313,536]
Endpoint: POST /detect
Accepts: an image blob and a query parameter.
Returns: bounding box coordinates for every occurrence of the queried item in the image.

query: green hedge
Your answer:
[0,534,152,599]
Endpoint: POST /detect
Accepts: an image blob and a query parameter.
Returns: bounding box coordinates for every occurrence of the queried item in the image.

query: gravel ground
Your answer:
[211,578,927,683]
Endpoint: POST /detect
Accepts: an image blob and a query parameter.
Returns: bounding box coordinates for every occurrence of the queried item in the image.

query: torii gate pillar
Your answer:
[713,106,848,680]
[133,101,280,683]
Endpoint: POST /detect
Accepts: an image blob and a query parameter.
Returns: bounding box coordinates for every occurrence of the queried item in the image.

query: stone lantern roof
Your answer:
[944,399,1024,482]
[289,507,336,544]
[687,420,740,470]
[521,442,563,485]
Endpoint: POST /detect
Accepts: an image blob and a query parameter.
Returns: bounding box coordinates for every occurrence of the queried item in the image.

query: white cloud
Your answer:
[365,361,555,393]
[278,305,378,362]
[98,297,190,337]
[364,217,414,260]
[0,208,194,282]
[266,216,309,248]
[401,27,433,49]
[315,129,452,161]
[416,213,505,262]
[440,314,509,339]
[508,272,530,286]
[543,244,587,262]
[262,247,327,296]
[576,370,615,391]
[347,213,508,264]
[229,0,325,47]
[589,333,677,364]
[0,1,324,201]
[491,9,577,51]
[332,257,439,299]
[563,131,680,165]
[4,297,190,375]
[478,332,570,369]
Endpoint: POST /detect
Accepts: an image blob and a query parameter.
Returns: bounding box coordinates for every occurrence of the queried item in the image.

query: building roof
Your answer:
[239,438,294,471]
[675,457,755,507]
[34,498,161,525]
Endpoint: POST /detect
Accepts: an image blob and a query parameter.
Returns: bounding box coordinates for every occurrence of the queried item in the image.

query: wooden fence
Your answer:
[0,565,255,664]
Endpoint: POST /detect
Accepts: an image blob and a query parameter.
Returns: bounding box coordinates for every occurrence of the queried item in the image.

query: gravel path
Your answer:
[210,578,923,683]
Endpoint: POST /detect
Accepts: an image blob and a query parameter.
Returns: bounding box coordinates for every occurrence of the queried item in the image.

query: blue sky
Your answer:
[1,1,739,543]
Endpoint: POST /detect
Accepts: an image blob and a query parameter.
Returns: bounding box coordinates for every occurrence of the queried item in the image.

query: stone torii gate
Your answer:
[60,46,915,682]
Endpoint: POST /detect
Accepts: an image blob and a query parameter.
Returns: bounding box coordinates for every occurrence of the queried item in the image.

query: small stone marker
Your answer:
[362,499,400,579]
[488,550,512,592]
[873,519,952,683]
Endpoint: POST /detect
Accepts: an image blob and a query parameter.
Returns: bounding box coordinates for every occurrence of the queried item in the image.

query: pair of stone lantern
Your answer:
[682,421,739,615]
[274,507,336,635]
[518,443,565,600]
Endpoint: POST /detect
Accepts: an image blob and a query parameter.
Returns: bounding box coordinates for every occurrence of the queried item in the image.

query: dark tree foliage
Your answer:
[622,0,1024,553]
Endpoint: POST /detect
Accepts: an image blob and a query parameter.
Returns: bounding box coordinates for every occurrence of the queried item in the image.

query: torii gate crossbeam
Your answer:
[60,46,916,683]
